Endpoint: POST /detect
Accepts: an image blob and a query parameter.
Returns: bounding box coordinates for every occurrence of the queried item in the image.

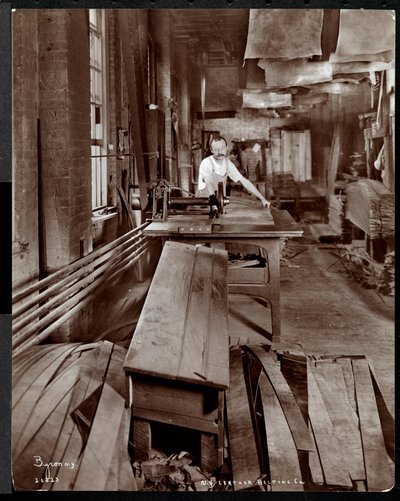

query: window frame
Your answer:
[89,9,109,211]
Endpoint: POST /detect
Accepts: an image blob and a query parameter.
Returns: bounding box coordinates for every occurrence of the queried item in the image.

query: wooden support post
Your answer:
[133,419,152,463]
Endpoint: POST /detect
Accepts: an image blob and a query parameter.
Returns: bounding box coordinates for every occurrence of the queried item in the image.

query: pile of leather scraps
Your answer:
[133,451,216,491]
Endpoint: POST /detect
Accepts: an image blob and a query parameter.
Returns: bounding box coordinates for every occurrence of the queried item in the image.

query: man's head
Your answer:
[210,136,227,161]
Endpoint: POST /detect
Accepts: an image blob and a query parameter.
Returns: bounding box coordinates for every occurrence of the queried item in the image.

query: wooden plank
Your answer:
[124,242,228,388]
[319,360,358,426]
[225,347,261,489]
[307,421,325,485]
[308,368,353,487]
[178,246,228,386]
[12,344,57,384]
[104,409,125,491]
[368,367,394,462]
[50,351,100,470]
[352,358,394,491]
[278,350,325,485]
[52,342,114,491]
[200,433,218,473]
[282,131,292,175]
[73,383,126,490]
[259,373,303,491]
[220,206,274,224]
[12,378,80,491]
[205,249,229,386]
[12,343,80,407]
[12,344,81,458]
[132,378,219,422]
[12,359,83,462]
[270,135,281,174]
[337,357,358,417]
[311,365,365,481]
[292,132,301,182]
[280,354,308,421]
[133,419,152,463]
[124,241,196,379]
[116,410,137,491]
[131,408,218,435]
[248,346,315,452]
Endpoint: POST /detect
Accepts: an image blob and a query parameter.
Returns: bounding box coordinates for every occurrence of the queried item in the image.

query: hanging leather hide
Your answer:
[242,90,292,109]
[258,58,333,87]
[244,9,323,60]
[333,10,395,59]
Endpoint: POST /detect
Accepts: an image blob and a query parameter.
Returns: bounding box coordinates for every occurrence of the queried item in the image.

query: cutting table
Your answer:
[144,196,303,342]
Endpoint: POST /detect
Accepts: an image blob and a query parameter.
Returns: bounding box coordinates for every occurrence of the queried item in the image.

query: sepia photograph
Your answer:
[10,4,395,493]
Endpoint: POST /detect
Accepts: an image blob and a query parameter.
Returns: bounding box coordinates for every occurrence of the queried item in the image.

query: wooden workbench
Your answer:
[144,197,302,342]
[124,241,229,469]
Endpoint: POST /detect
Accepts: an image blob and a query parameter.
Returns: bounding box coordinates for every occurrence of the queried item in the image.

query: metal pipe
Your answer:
[12,236,152,338]
[12,239,156,350]
[169,197,209,206]
[13,233,149,320]
[12,222,149,303]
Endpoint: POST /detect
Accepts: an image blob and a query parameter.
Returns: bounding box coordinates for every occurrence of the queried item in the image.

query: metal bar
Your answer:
[12,236,152,337]
[12,238,157,349]
[12,222,149,303]
[13,232,149,320]
[13,240,156,355]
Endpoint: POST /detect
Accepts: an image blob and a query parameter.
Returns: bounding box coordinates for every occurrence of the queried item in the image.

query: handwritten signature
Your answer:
[33,456,75,483]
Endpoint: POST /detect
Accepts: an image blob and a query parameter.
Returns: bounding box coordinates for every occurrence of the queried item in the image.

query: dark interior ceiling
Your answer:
[171,9,249,67]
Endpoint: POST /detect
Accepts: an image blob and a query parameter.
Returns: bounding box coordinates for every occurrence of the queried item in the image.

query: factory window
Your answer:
[89,10,108,210]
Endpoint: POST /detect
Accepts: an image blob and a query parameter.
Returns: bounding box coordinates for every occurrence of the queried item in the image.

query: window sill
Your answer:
[91,208,118,224]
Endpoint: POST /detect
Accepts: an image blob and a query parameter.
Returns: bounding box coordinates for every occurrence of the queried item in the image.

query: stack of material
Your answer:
[269,130,312,182]
[345,179,394,240]
[12,341,136,491]
[272,172,300,198]
[328,194,345,236]
[377,251,395,296]
[281,130,312,183]
[380,194,395,240]
[225,345,394,492]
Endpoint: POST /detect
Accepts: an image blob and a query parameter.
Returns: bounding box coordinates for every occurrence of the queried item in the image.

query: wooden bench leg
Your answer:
[133,418,152,462]
[200,433,218,472]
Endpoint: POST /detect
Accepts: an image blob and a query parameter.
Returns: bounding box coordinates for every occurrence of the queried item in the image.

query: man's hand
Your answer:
[261,198,271,209]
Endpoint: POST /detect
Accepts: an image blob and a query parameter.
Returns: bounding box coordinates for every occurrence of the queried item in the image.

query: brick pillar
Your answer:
[176,41,192,194]
[38,9,92,273]
[12,10,40,292]
[150,10,175,183]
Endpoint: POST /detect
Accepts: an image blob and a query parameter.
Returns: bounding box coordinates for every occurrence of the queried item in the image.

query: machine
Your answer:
[150,179,229,222]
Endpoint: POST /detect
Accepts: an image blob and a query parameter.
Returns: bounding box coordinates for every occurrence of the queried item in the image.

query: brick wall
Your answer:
[38,9,92,273]
[12,10,40,292]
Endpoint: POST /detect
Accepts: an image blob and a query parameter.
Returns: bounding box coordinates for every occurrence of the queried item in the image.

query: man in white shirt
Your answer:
[198,136,270,214]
